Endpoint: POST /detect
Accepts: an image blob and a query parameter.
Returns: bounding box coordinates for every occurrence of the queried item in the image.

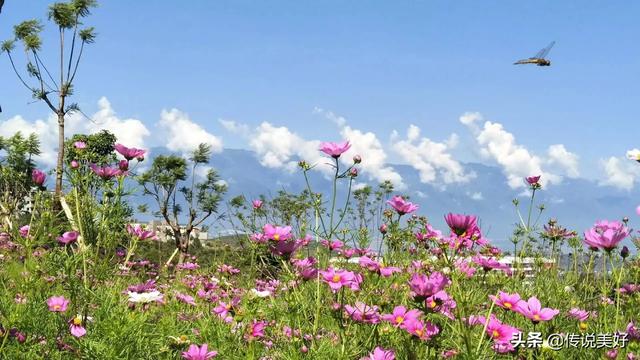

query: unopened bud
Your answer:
[353,155,362,164]
[379,223,387,234]
[349,167,358,177]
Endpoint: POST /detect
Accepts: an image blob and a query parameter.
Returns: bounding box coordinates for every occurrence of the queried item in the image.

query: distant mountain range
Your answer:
[130,147,640,249]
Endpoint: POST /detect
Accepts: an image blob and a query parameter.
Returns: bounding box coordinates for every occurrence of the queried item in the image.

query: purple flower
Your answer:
[526,175,541,186]
[114,143,146,161]
[31,169,46,186]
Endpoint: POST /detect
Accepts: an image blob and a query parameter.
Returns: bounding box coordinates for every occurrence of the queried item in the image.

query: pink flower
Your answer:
[344,302,380,324]
[118,159,129,171]
[489,292,520,311]
[472,256,512,275]
[291,257,318,280]
[182,344,218,360]
[31,169,46,186]
[114,143,146,161]
[252,199,263,209]
[90,164,122,180]
[47,296,69,312]
[263,224,292,242]
[177,262,200,271]
[127,224,156,241]
[269,238,304,258]
[361,347,395,360]
[69,316,86,337]
[444,213,480,238]
[175,292,197,306]
[408,272,449,301]
[583,220,630,252]
[636,205,640,216]
[514,297,559,323]
[320,267,360,293]
[57,231,78,245]
[19,225,30,238]
[248,319,268,339]
[567,308,591,321]
[403,318,439,341]
[321,239,344,251]
[381,306,422,329]
[526,175,541,186]
[70,160,80,169]
[74,141,87,149]
[387,195,419,215]
[485,317,520,344]
[319,141,351,158]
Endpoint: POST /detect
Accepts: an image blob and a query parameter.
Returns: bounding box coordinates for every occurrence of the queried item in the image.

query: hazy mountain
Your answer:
[130,148,640,249]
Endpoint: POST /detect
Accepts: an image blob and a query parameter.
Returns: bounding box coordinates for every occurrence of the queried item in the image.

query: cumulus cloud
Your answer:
[159,109,223,154]
[600,156,640,190]
[218,119,250,136]
[391,124,473,186]
[467,191,484,201]
[459,112,583,189]
[0,97,150,167]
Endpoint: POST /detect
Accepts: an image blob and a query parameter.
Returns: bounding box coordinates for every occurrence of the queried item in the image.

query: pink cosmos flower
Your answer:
[70,160,80,169]
[319,141,351,158]
[444,213,480,238]
[386,195,418,215]
[47,296,69,312]
[269,238,304,257]
[403,318,439,341]
[320,267,361,293]
[57,231,78,245]
[526,175,541,186]
[425,290,457,320]
[567,308,591,321]
[415,224,442,243]
[514,297,559,323]
[408,272,449,301]
[583,220,630,252]
[182,344,218,360]
[32,169,46,186]
[454,258,477,278]
[344,302,380,324]
[627,322,639,340]
[291,257,318,280]
[177,262,200,270]
[472,256,512,275]
[381,306,422,329]
[320,239,344,251]
[248,319,268,339]
[69,316,86,337]
[175,292,197,306]
[127,224,156,241]
[114,143,146,161]
[252,199,263,209]
[489,291,521,311]
[361,347,395,360]
[74,141,87,149]
[486,317,520,344]
[118,160,129,171]
[90,164,122,180]
[359,257,401,277]
[263,224,293,241]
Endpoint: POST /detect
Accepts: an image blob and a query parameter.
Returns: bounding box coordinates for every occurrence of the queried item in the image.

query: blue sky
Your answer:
[1,0,639,186]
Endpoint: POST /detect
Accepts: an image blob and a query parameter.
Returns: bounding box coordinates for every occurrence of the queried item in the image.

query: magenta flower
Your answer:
[31,169,46,186]
[386,195,419,215]
[321,239,344,251]
[69,316,86,337]
[403,318,439,341]
[408,272,449,301]
[320,267,360,293]
[486,317,520,344]
[57,231,78,246]
[269,238,304,258]
[319,141,351,158]
[19,225,29,238]
[444,213,480,238]
[175,292,197,306]
[263,224,292,242]
[344,302,380,324]
[114,143,146,161]
[472,256,512,275]
[361,347,395,360]
[526,175,541,186]
[489,291,521,311]
[381,306,422,329]
[70,160,80,169]
[118,160,129,171]
[47,296,69,312]
[248,319,268,339]
[514,297,559,323]
[291,257,318,280]
[252,199,263,209]
[90,164,122,180]
[583,220,630,252]
[567,308,592,321]
[182,344,218,360]
[74,141,87,149]
[126,224,156,241]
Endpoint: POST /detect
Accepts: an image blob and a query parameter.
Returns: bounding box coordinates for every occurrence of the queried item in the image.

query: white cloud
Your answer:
[218,119,250,136]
[468,191,484,201]
[600,157,640,190]
[459,112,578,189]
[0,97,150,167]
[547,144,580,178]
[391,124,473,186]
[627,149,640,162]
[159,109,223,154]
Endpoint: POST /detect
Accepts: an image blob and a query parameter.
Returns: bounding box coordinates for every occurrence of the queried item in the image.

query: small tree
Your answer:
[1,0,97,198]
[139,144,227,260]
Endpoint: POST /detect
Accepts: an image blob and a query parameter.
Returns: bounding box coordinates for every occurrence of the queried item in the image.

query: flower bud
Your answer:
[621,246,630,259]
[379,224,387,234]
[70,160,79,169]
[353,154,362,164]
[118,160,129,171]
[349,168,358,177]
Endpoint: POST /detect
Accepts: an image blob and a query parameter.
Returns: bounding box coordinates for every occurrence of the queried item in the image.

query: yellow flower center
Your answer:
[395,316,404,324]
[533,314,541,321]
[429,300,437,308]
[415,329,423,337]
[73,316,82,326]
[504,302,512,309]
[332,275,341,283]
[53,305,61,311]
[273,234,280,241]
[225,304,232,310]
[492,330,500,338]
[579,322,588,331]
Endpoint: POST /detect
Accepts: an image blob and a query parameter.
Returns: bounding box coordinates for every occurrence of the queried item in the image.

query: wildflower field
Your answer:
[0,135,639,360]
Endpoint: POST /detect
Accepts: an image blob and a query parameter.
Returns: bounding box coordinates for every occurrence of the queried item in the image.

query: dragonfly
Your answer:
[514,41,555,66]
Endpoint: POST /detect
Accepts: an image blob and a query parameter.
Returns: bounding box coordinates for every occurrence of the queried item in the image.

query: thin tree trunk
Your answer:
[55,112,65,196]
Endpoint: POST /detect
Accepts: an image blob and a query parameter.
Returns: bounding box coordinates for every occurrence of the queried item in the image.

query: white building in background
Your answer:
[130,220,209,243]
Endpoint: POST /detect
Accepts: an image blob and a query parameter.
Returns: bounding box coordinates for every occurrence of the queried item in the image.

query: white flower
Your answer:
[128,290,163,304]
[250,289,272,298]
[626,148,640,161]
[564,286,574,293]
